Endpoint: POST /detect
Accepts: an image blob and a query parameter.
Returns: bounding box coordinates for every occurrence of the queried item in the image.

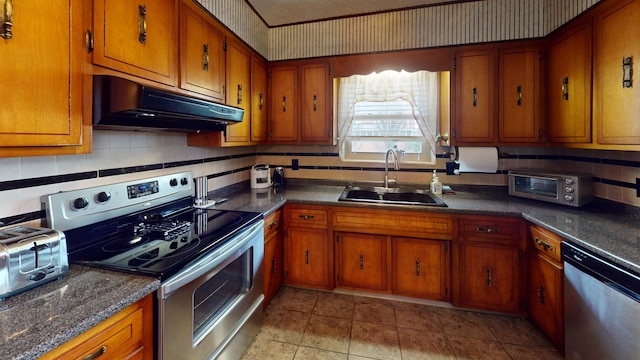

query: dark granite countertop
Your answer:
[0,266,160,360]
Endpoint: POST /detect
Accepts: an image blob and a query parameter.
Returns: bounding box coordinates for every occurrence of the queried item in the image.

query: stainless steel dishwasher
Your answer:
[562,242,640,360]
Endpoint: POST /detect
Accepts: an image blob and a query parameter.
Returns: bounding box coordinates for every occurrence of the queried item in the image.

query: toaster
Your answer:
[0,225,68,300]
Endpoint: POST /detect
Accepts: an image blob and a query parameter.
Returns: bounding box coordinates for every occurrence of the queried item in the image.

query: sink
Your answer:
[338,186,447,207]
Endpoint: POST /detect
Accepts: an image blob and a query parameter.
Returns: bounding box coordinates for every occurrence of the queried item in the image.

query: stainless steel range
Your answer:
[41,172,264,360]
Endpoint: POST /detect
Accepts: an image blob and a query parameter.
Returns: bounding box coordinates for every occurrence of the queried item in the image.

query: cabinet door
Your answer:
[180,4,225,101]
[336,232,387,292]
[263,228,283,308]
[284,227,330,289]
[94,0,178,86]
[546,20,592,143]
[0,0,85,152]
[251,56,269,142]
[528,251,564,351]
[454,50,496,143]
[594,0,640,145]
[392,237,449,301]
[300,63,332,143]
[499,47,543,143]
[224,39,251,143]
[269,66,298,142]
[458,242,520,313]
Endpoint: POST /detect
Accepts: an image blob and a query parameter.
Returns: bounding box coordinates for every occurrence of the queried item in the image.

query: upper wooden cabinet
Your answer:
[499,47,544,143]
[93,0,179,86]
[0,0,89,158]
[453,49,496,144]
[251,56,269,142]
[593,0,640,145]
[180,2,225,101]
[223,38,252,144]
[268,61,333,144]
[546,18,592,144]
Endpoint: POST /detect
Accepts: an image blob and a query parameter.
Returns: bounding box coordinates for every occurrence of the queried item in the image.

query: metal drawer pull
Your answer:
[313,94,317,111]
[272,257,277,274]
[138,5,147,44]
[0,0,13,40]
[304,249,309,264]
[476,226,499,233]
[472,87,478,107]
[517,85,523,106]
[535,237,553,251]
[623,57,633,88]
[83,346,108,360]
[416,259,421,277]
[537,285,545,304]
[267,220,278,229]
[299,214,315,220]
[282,96,286,112]
[359,254,364,270]
[486,267,493,287]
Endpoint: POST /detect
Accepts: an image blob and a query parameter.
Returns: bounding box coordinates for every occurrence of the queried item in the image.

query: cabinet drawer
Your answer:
[332,207,454,239]
[264,208,282,239]
[458,216,522,242]
[285,206,328,228]
[529,225,562,262]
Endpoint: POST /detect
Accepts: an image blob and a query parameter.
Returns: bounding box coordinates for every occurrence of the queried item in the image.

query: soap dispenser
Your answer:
[430,170,443,195]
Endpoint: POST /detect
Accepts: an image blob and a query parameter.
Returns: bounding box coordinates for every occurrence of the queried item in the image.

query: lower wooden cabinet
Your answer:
[336,232,387,292]
[527,224,564,351]
[40,294,154,360]
[392,237,449,301]
[263,209,283,308]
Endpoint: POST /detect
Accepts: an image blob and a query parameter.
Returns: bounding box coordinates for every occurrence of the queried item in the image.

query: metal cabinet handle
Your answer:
[535,237,553,251]
[203,44,209,71]
[85,30,94,53]
[237,84,242,105]
[259,93,264,110]
[416,259,421,277]
[537,285,545,304]
[83,346,108,360]
[298,214,315,220]
[486,267,493,287]
[359,254,364,270]
[517,85,523,106]
[271,257,277,274]
[0,0,13,39]
[623,57,633,88]
[472,87,478,107]
[313,94,317,111]
[282,96,286,112]
[561,77,569,100]
[138,4,147,44]
[476,226,499,233]
[267,220,278,229]
[304,249,309,264]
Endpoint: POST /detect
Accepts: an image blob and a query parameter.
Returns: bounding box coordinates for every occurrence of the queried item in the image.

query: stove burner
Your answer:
[102,235,150,253]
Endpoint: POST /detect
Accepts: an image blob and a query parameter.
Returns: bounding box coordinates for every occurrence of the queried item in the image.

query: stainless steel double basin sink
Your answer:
[338,185,447,207]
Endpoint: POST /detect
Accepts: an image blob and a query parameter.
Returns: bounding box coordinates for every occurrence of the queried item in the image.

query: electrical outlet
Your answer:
[636,178,640,197]
[292,159,299,170]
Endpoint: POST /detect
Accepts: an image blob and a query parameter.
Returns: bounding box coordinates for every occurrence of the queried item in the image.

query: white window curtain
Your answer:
[337,70,440,164]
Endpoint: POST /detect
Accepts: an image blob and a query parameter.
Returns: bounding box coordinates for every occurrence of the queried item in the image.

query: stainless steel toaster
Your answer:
[0,225,68,300]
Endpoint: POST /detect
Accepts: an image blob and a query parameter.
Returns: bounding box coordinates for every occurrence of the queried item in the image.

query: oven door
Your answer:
[508,173,562,203]
[158,220,264,360]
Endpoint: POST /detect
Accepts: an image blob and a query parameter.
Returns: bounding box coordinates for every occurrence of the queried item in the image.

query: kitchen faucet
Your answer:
[384,146,400,188]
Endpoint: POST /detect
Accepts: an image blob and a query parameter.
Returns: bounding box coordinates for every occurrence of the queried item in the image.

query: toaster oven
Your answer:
[508,169,593,207]
[0,226,68,300]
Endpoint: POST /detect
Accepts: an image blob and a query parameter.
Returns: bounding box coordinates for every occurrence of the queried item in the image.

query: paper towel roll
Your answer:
[455,146,498,173]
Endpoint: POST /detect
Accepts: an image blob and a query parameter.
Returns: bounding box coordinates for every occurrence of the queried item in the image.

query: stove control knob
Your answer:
[72,197,89,210]
[96,191,111,203]
[170,178,178,187]
[180,177,189,186]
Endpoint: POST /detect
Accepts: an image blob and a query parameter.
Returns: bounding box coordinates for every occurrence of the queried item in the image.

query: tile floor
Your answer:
[241,286,564,360]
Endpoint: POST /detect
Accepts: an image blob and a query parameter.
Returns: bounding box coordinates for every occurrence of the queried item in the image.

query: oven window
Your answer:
[192,247,253,342]
[514,176,558,198]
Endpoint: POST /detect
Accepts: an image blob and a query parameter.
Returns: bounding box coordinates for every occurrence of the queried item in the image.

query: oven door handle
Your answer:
[159,220,263,299]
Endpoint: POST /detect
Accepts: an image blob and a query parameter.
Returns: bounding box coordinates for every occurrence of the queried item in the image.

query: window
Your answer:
[336,70,446,165]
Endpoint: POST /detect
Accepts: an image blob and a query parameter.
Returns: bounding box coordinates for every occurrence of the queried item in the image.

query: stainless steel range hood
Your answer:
[92,75,244,132]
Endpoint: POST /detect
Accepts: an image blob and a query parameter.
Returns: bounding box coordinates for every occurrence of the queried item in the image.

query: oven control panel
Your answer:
[42,172,194,231]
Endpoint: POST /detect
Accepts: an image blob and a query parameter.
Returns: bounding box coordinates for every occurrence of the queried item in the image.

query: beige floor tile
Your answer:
[397,327,456,360]
[294,346,348,360]
[349,321,401,360]
[241,338,298,360]
[395,302,444,332]
[313,292,356,319]
[448,336,511,360]
[479,313,554,349]
[270,286,320,313]
[502,344,565,360]
[300,314,352,353]
[436,308,496,341]
[259,307,311,344]
[353,300,396,326]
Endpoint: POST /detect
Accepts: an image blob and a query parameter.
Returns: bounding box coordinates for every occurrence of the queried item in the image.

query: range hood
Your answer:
[92,75,244,132]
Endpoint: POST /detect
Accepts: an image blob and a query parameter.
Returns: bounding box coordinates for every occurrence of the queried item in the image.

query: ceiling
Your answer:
[246,0,468,27]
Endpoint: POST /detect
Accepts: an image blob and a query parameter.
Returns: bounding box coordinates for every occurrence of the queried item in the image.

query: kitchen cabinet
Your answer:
[221,38,252,144]
[0,0,90,158]
[179,1,225,101]
[593,0,640,145]
[527,224,564,351]
[40,294,154,360]
[453,49,496,144]
[546,18,592,144]
[498,46,544,143]
[263,209,283,308]
[336,232,387,292]
[454,216,525,314]
[268,61,333,144]
[92,0,178,86]
[251,55,269,142]
[392,237,449,301]
[283,205,333,289]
